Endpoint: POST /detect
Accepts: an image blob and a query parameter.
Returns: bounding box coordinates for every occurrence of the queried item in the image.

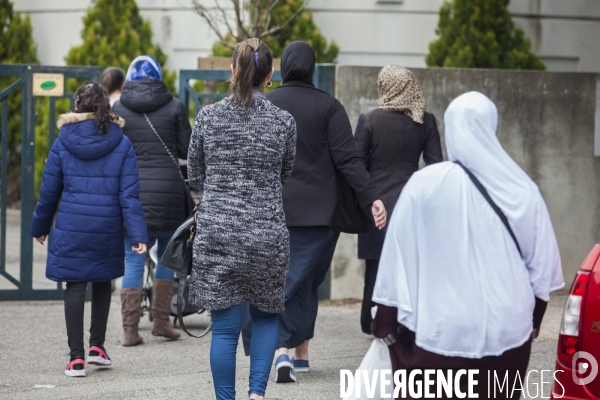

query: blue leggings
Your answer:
[122,235,174,288]
[210,304,279,399]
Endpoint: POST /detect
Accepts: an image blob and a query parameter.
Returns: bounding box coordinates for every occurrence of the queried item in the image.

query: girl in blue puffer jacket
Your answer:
[30,83,148,378]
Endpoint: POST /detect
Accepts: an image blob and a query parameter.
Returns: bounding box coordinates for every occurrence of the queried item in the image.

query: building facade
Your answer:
[12,0,600,73]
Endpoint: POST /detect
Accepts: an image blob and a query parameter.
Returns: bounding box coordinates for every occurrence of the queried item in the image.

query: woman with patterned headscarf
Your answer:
[113,56,192,346]
[354,65,443,334]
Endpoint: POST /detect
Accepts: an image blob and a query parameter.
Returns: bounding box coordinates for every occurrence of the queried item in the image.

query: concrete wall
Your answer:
[330,66,600,299]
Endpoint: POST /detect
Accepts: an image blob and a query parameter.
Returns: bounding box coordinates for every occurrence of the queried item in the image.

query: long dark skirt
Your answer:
[242,226,340,354]
[373,305,532,400]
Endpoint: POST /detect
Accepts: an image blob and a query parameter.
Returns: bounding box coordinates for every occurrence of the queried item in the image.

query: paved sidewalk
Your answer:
[0,290,566,399]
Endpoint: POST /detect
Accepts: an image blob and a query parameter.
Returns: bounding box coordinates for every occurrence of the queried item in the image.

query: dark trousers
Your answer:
[242,226,340,354]
[277,226,340,349]
[360,259,379,334]
[64,281,112,359]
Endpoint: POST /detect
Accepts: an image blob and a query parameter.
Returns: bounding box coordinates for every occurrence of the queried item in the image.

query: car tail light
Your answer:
[557,271,591,365]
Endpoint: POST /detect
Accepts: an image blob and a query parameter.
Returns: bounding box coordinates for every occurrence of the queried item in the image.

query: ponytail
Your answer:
[229,38,273,108]
[74,82,117,133]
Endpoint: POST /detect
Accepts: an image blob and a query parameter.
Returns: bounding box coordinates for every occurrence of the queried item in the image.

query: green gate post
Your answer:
[20,68,35,298]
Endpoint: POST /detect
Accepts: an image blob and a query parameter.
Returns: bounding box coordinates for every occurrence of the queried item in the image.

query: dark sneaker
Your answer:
[87,345,112,366]
[292,358,310,373]
[65,358,86,377]
[274,354,296,383]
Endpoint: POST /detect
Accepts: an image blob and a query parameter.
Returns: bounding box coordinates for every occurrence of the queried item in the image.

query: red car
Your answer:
[552,245,600,399]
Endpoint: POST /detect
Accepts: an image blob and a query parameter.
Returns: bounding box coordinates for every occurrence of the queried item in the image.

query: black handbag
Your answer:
[161,208,212,339]
[331,169,373,234]
[161,207,197,276]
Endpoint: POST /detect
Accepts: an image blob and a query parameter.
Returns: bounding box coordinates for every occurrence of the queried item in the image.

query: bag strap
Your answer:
[143,113,185,181]
[176,270,212,338]
[455,162,523,258]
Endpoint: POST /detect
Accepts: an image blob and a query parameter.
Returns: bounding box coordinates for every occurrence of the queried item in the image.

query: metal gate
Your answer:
[178,64,336,299]
[179,64,335,119]
[0,64,101,300]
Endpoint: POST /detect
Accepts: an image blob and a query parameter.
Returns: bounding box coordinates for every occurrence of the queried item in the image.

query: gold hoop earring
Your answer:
[266,80,273,88]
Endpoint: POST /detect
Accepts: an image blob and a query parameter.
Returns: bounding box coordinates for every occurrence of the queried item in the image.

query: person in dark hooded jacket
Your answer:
[112,55,192,345]
[257,41,387,383]
[31,83,148,377]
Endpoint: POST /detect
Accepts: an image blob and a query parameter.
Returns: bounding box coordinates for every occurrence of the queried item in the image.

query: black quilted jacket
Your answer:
[113,78,192,233]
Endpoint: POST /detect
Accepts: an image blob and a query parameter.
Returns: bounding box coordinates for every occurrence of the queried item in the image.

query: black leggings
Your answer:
[64,281,112,359]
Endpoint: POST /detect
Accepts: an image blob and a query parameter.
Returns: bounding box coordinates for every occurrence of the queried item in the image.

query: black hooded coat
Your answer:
[113,78,192,233]
[266,42,379,227]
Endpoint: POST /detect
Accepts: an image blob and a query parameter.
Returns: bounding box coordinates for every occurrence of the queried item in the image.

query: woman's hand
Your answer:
[132,243,148,255]
[35,235,47,245]
[372,200,387,230]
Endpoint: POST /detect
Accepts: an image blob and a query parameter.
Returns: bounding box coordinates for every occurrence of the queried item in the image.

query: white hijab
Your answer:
[372,91,564,358]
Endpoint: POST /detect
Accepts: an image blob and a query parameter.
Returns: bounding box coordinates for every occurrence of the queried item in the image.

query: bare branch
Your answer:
[249,0,261,38]
[231,0,250,40]
[257,0,282,35]
[191,0,231,47]
[258,0,306,38]
[191,0,309,46]
[214,0,236,39]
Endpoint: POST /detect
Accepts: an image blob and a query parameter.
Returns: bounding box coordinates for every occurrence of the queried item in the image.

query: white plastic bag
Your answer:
[351,339,393,399]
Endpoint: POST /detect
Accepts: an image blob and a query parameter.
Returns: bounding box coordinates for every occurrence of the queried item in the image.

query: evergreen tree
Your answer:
[0,0,39,204]
[210,0,339,62]
[65,0,176,92]
[426,0,545,70]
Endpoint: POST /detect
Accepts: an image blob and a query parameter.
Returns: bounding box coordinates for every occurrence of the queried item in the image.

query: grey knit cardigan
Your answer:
[187,95,297,313]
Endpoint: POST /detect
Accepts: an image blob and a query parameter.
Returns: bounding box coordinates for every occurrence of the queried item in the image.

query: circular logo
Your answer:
[572,351,599,385]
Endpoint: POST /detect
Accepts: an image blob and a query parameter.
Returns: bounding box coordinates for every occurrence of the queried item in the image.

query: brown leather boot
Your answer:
[151,279,180,339]
[121,288,144,346]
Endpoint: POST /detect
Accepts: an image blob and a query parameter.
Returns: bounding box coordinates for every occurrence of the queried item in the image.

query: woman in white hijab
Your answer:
[371,91,564,398]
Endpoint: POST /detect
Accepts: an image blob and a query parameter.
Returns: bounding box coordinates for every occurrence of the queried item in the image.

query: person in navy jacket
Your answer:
[30,83,148,378]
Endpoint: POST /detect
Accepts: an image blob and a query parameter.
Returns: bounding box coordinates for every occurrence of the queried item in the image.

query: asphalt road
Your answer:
[0,292,566,399]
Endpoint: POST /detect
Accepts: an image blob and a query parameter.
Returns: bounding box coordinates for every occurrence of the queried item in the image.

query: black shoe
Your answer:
[274,354,296,383]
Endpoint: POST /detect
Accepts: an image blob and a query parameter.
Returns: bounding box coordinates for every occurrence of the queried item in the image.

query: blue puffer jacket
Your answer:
[30,113,148,283]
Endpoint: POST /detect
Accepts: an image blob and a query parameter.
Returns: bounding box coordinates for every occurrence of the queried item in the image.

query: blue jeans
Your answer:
[122,235,174,288]
[210,304,279,399]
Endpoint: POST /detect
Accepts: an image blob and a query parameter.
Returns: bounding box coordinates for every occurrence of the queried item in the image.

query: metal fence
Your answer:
[0,64,101,300]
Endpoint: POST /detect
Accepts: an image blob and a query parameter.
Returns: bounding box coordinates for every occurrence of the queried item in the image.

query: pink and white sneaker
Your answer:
[65,358,86,377]
[86,345,112,366]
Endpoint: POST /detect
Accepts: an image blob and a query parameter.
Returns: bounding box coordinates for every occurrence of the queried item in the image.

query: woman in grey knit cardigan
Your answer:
[187,38,296,400]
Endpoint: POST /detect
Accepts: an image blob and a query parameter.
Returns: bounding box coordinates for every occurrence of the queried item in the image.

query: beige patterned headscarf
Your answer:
[378,65,426,124]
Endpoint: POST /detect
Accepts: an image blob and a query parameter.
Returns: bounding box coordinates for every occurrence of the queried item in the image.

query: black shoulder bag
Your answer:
[331,171,373,234]
[455,162,522,258]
